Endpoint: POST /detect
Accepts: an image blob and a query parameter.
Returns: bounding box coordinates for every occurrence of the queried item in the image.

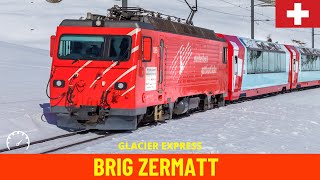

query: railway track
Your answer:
[40,132,115,154]
[2,87,317,154]
[0,131,87,153]
[0,120,159,154]
[0,130,117,154]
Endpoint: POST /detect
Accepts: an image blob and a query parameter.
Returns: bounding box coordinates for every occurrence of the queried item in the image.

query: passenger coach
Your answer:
[218,34,291,101]
[219,34,320,102]
[285,46,320,88]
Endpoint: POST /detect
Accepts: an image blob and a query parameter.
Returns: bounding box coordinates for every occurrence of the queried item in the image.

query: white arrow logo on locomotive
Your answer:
[179,43,192,76]
[171,43,193,80]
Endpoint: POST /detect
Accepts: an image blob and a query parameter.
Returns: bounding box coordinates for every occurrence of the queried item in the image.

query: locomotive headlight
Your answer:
[53,80,65,88]
[93,20,104,27]
[96,20,102,26]
[118,83,124,89]
[115,82,127,90]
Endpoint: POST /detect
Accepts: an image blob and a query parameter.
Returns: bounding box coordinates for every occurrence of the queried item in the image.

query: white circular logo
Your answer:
[6,131,30,151]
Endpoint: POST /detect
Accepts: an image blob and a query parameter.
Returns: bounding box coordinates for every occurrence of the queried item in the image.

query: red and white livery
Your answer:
[48,7,320,131]
[49,7,228,130]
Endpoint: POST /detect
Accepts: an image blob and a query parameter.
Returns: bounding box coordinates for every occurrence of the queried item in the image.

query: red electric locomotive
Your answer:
[49,7,228,130]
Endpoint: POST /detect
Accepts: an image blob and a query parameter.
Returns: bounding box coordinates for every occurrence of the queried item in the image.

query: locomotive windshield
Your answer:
[58,35,131,61]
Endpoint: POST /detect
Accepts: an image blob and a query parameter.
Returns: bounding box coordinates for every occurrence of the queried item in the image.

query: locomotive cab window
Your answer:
[223,47,228,64]
[142,37,152,62]
[58,35,105,60]
[58,35,131,61]
[109,36,131,61]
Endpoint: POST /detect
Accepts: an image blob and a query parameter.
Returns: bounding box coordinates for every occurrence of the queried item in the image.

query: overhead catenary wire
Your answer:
[175,0,319,35]
[216,0,274,20]
[169,0,320,41]
[218,0,320,35]
[175,0,251,18]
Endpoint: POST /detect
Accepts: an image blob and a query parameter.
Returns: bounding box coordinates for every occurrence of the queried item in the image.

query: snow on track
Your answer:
[72,88,320,154]
[2,130,114,154]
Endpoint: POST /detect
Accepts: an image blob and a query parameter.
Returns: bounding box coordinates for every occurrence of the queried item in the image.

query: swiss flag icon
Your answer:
[276,0,320,27]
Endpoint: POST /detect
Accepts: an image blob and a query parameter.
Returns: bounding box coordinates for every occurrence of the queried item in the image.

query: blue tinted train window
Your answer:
[247,50,254,74]
[262,52,268,72]
[247,50,286,74]
[256,51,263,73]
[301,55,320,71]
[279,53,284,72]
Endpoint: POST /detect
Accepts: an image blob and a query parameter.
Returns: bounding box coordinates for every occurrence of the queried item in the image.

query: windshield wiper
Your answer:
[72,59,80,64]
[113,48,130,65]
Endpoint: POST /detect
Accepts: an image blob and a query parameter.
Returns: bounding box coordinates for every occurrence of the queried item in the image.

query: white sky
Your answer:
[0,0,318,49]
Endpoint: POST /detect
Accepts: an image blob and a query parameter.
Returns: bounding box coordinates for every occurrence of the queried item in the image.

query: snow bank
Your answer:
[0,41,68,149]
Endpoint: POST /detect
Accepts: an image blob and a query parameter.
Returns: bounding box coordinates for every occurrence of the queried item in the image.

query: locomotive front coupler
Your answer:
[71,106,101,123]
[98,106,111,121]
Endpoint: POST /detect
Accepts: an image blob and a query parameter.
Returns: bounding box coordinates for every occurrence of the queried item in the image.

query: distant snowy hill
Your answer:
[0,0,318,49]
[0,41,67,149]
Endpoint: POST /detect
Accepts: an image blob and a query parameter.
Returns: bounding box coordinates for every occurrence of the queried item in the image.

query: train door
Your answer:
[291,49,299,87]
[142,35,157,94]
[158,38,165,93]
[230,41,240,92]
[234,49,239,75]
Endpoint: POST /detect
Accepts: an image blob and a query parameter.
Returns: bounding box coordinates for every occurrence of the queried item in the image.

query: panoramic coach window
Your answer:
[301,55,320,71]
[247,50,286,74]
[58,35,131,61]
[142,37,152,62]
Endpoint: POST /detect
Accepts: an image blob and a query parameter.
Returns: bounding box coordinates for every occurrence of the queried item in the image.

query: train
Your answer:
[48,6,320,130]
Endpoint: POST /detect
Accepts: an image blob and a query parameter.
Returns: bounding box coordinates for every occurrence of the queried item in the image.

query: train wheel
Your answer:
[137,115,143,126]
[199,95,209,111]
[217,95,225,108]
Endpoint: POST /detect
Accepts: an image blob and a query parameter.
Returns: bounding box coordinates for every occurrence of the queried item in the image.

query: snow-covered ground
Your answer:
[0,0,320,153]
[0,41,68,149]
[71,88,320,154]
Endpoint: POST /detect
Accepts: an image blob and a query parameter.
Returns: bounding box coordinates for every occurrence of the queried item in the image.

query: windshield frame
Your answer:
[57,34,132,62]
